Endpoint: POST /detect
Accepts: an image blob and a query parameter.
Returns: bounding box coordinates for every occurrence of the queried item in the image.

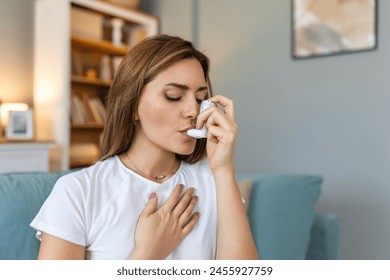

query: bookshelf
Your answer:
[34,0,158,170]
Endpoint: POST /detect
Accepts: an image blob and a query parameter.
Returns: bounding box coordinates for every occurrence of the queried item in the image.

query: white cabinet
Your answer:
[0,141,54,174]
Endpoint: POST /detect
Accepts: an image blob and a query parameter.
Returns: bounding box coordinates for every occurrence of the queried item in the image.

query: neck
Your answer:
[122,129,180,181]
[121,143,179,181]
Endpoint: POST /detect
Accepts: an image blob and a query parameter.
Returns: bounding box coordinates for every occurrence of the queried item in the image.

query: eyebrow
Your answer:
[165,83,208,93]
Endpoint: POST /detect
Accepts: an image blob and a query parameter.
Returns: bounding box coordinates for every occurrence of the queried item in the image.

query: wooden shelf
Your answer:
[0,137,54,144]
[70,158,95,168]
[71,75,112,87]
[71,35,129,56]
[71,123,104,129]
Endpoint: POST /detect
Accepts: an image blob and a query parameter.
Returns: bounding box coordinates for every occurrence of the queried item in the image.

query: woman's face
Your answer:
[136,58,208,155]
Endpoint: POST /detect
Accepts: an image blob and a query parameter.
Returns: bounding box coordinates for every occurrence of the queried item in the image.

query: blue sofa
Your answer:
[0,170,340,260]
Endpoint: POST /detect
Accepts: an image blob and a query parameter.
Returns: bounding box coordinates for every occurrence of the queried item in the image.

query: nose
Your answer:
[182,97,199,120]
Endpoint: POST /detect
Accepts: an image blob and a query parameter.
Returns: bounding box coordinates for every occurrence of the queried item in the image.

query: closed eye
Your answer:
[165,95,181,102]
[165,94,205,104]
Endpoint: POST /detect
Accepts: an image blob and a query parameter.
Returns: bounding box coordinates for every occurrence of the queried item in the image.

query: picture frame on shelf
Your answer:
[292,0,378,59]
[6,110,34,140]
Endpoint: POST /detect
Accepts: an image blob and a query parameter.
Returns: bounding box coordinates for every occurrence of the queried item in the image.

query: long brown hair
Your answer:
[98,35,212,163]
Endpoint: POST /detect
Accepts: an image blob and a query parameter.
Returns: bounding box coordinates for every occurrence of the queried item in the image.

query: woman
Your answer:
[31,35,258,260]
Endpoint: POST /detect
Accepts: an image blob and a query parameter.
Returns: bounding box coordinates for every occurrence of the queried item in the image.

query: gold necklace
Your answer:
[125,152,178,181]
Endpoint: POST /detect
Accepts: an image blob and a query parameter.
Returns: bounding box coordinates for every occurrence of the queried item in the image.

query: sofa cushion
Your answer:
[306,213,340,260]
[0,171,71,260]
[237,174,322,260]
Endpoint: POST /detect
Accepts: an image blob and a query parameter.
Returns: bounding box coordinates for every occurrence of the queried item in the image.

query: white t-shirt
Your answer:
[30,156,217,260]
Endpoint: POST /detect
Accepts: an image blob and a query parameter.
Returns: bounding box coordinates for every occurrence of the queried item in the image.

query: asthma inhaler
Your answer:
[187,100,216,139]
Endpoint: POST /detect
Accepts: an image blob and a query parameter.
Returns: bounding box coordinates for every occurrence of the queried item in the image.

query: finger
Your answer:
[172,187,195,217]
[196,106,219,129]
[204,109,236,131]
[160,184,184,212]
[141,192,158,217]
[196,105,235,131]
[208,95,235,122]
[178,195,198,226]
[207,125,236,144]
[181,212,200,237]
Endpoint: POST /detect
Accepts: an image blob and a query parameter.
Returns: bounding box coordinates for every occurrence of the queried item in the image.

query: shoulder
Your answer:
[54,156,123,196]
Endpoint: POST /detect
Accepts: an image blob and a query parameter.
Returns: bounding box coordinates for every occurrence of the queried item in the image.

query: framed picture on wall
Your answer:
[292,0,378,59]
[6,110,34,140]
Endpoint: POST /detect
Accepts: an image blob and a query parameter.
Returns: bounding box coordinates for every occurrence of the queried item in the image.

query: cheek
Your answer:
[139,103,174,132]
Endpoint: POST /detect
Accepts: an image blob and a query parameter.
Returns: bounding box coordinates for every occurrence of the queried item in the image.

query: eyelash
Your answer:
[165,95,204,104]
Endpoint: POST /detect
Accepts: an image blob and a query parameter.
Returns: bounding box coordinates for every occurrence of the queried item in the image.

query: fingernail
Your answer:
[149,192,156,199]
[179,184,184,191]
[193,195,198,202]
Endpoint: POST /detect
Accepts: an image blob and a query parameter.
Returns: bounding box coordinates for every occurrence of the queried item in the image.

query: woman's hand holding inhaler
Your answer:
[189,95,238,174]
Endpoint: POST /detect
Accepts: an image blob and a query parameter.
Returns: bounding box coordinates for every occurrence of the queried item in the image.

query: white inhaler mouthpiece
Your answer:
[187,100,216,139]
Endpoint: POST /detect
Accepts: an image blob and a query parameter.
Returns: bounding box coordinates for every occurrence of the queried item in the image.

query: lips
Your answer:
[179,126,196,140]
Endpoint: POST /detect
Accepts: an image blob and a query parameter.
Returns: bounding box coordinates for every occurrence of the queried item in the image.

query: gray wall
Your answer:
[0,0,34,105]
[161,0,390,259]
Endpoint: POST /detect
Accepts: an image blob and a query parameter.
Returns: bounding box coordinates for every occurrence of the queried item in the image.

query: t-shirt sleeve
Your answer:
[30,174,86,246]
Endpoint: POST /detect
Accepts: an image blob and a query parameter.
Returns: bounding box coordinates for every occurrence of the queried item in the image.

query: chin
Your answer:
[175,147,195,156]
[173,143,196,155]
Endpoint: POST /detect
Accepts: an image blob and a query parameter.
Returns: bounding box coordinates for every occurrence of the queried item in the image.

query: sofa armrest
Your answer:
[239,174,322,259]
[306,213,340,260]
[0,170,75,259]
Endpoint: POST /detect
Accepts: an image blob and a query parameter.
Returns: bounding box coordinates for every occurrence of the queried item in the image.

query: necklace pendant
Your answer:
[155,175,166,180]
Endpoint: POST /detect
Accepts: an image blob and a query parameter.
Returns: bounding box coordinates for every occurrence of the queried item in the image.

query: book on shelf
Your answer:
[71,94,89,124]
[70,92,106,125]
[71,50,84,76]
[94,97,106,122]
[88,97,106,124]
[99,54,112,81]
[80,93,96,123]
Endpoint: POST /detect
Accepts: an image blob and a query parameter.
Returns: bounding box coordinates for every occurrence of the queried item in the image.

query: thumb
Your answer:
[142,192,158,216]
